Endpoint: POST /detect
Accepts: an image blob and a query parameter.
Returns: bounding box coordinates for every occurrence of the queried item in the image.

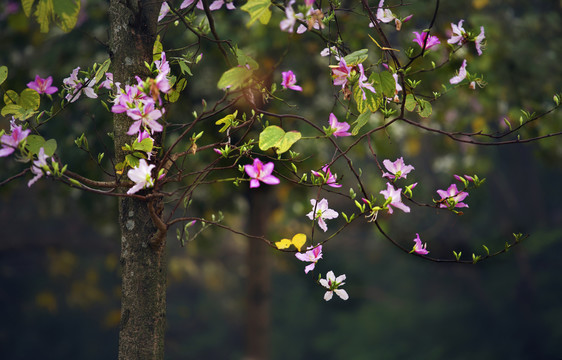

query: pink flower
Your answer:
[281,70,303,92]
[63,67,97,102]
[412,233,429,255]
[158,1,170,21]
[376,0,395,23]
[382,157,415,180]
[0,119,31,157]
[311,165,342,188]
[28,147,52,187]
[279,0,301,33]
[412,31,441,49]
[244,158,280,188]
[330,58,353,89]
[99,72,115,90]
[127,159,155,195]
[295,245,323,273]
[328,113,351,137]
[475,26,485,56]
[357,63,376,100]
[319,271,349,301]
[450,59,467,84]
[447,20,466,45]
[181,0,234,10]
[27,75,58,95]
[126,100,164,135]
[380,182,410,214]
[436,184,469,209]
[306,198,338,232]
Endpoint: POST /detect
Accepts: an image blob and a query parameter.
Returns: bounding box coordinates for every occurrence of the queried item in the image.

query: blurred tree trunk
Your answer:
[109,1,166,359]
[246,187,275,360]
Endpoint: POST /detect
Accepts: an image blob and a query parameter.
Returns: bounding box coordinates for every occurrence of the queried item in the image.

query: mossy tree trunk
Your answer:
[108,1,166,359]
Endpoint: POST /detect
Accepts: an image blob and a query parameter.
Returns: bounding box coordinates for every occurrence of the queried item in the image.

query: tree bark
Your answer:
[109,1,166,359]
[245,187,274,360]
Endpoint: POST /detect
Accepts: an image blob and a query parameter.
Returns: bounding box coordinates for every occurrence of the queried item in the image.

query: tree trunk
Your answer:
[246,187,274,360]
[108,1,166,359]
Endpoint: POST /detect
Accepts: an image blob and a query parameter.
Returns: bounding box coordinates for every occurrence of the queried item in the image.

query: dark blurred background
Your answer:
[1,0,561,359]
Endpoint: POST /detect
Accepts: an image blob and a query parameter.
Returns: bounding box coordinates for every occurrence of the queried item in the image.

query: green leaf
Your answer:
[1,104,36,120]
[352,111,371,136]
[4,90,19,105]
[343,49,369,65]
[353,85,381,113]
[94,58,111,85]
[215,111,238,132]
[417,99,432,118]
[43,139,57,156]
[241,0,271,27]
[0,66,7,86]
[153,36,163,61]
[132,138,154,153]
[370,71,396,98]
[24,0,81,33]
[405,94,416,111]
[217,66,253,90]
[259,125,301,154]
[26,135,45,155]
[166,78,187,103]
[19,88,40,110]
[236,48,259,70]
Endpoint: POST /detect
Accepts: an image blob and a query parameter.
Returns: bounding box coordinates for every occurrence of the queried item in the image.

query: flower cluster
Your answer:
[330,58,375,100]
[280,0,324,34]
[0,118,30,158]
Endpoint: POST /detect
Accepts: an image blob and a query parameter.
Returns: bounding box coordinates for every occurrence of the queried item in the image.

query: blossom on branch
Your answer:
[448,19,466,45]
[126,100,164,135]
[281,70,303,92]
[63,67,97,103]
[450,59,468,84]
[475,26,485,56]
[0,119,30,158]
[319,271,349,301]
[413,31,441,50]
[306,198,338,232]
[28,148,52,187]
[328,113,351,137]
[27,75,57,95]
[311,165,342,188]
[295,245,323,273]
[436,184,469,209]
[244,158,280,188]
[127,159,155,195]
[382,157,415,180]
[412,233,429,255]
[380,182,410,214]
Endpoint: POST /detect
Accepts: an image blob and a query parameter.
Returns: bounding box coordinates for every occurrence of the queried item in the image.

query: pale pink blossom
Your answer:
[450,59,467,84]
[328,113,351,137]
[319,271,349,301]
[181,0,234,10]
[0,119,31,157]
[27,75,58,95]
[357,64,376,100]
[127,159,155,195]
[436,184,469,209]
[28,148,51,187]
[63,67,97,102]
[158,1,170,21]
[475,26,485,55]
[380,182,410,214]
[244,158,280,188]
[306,198,338,232]
[330,58,353,89]
[382,157,414,180]
[448,20,466,45]
[295,245,323,273]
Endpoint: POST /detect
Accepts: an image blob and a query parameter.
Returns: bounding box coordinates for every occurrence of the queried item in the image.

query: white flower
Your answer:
[127,159,156,195]
[319,271,349,301]
[306,198,338,232]
[28,147,51,187]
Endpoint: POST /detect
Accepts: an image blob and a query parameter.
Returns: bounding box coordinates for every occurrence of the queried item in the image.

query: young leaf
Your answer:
[241,0,272,27]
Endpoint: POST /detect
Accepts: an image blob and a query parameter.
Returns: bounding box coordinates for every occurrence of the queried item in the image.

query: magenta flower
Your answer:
[436,183,469,209]
[244,158,280,188]
[328,113,351,137]
[412,31,441,49]
[450,59,467,84]
[126,100,164,135]
[319,271,349,301]
[311,165,342,188]
[27,75,58,95]
[306,198,338,232]
[99,72,115,90]
[475,26,485,56]
[155,51,170,76]
[127,159,155,195]
[281,70,303,92]
[0,119,31,157]
[28,147,52,187]
[412,233,429,255]
[295,245,323,273]
[112,83,147,114]
[380,182,410,214]
[382,157,415,180]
